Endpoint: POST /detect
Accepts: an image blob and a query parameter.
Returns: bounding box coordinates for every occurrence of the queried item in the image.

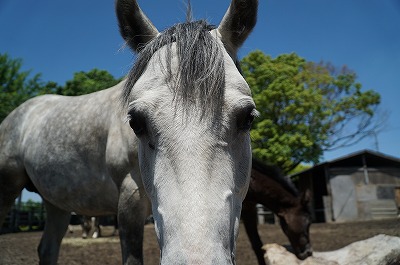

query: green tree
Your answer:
[0,54,122,123]
[61,68,122,96]
[241,51,382,173]
[0,53,44,122]
[38,81,63,95]
[19,199,43,212]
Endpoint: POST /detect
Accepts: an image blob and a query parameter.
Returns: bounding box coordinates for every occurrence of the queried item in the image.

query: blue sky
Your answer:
[1,0,400,201]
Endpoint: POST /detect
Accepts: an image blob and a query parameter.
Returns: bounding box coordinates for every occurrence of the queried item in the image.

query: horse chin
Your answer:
[158,247,235,265]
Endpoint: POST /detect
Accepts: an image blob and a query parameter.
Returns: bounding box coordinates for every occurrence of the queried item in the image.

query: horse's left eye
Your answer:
[128,111,147,136]
[237,108,258,131]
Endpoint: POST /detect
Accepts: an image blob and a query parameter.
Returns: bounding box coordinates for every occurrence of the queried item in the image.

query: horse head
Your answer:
[277,189,313,260]
[116,0,258,264]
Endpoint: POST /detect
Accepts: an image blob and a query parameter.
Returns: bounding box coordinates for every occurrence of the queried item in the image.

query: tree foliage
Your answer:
[241,51,382,173]
[17,199,43,212]
[62,69,122,96]
[0,53,44,122]
[0,53,122,123]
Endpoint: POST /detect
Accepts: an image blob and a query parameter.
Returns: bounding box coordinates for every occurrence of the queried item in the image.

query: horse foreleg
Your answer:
[242,201,267,265]
[92,217,101,238]
[82,215,92,239]
[118,177,147,265]
[38,200,70,265]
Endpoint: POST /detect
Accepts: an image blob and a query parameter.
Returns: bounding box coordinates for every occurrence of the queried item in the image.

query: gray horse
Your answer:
[0,0,258,264]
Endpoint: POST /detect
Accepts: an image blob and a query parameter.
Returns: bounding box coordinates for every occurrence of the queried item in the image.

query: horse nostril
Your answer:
[306,245,313,255]
[297,246,313,260]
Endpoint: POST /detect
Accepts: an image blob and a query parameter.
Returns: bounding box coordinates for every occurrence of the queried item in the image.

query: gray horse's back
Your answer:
[0,84,136,216]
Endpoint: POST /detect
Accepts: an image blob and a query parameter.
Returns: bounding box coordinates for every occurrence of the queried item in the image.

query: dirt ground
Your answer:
[0,218,399,265]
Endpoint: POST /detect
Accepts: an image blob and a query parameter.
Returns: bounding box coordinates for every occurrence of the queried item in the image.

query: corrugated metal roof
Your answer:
[290,149,400,178]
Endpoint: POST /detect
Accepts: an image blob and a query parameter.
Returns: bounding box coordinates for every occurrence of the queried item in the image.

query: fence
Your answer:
[256,204,275,224]
[1,203,46,234]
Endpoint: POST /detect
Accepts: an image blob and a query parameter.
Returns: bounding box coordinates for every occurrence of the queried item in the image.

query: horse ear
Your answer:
[115,0,159,52]
[301,189,311,205]
[217,0,258,56]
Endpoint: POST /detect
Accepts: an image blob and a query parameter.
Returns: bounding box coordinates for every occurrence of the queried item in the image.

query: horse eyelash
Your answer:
[124,115,131,124]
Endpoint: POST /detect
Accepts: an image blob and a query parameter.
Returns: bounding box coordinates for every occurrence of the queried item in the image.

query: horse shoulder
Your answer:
[0,94,63,154]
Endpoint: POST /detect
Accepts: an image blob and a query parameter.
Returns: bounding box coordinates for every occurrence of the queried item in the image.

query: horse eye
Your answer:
[128,111,147,136]
[238,108,258,131]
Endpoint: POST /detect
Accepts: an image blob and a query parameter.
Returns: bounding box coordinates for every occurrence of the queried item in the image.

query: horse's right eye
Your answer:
[128,111,147,136]
[237,107,259,132]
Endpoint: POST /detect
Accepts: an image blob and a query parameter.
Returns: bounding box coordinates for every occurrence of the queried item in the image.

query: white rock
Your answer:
[263,234,400,265]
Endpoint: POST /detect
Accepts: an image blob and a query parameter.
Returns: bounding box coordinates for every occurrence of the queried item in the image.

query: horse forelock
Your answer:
[122,20,229,121]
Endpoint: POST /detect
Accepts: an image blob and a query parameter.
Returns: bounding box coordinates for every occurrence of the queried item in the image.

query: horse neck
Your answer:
[73,81,127,126]
[247,170,299,214]
[85,82,124,108]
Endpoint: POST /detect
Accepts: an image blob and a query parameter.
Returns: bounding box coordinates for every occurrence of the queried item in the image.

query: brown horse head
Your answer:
[277,189,313,260]
[246,160,313,262]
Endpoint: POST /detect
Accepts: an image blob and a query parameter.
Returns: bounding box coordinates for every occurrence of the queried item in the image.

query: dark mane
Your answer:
[122,20,227,120]
[252,159,299,197]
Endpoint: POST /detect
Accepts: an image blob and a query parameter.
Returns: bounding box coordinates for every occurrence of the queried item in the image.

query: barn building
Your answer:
[291,150,400,223]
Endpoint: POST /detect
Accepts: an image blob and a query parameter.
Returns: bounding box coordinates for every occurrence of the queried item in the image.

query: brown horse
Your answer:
[242,159,313,265]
